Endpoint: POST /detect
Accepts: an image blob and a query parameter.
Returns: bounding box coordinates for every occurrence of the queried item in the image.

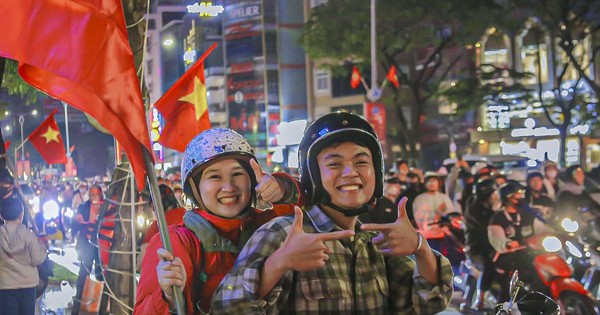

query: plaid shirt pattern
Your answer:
[211,205,453,314]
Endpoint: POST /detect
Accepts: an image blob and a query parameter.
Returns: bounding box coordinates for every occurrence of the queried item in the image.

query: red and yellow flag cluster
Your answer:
[0,0,152,189]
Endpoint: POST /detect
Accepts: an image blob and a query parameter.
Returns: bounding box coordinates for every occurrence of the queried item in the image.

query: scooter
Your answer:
[428,212,466,271]
[501,234,599,314]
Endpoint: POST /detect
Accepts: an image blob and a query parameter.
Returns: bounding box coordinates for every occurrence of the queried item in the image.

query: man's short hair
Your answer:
[0,197,23,221]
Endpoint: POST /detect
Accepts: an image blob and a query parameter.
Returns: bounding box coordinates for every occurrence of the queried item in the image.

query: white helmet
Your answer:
[181,128,256,208]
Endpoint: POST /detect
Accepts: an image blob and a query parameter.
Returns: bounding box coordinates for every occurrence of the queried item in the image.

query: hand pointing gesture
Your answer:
[272,207,355,271]
[250,159,285,204]
[361,197,421,256]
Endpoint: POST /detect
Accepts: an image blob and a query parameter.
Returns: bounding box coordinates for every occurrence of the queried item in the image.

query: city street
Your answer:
[43,243,464,314]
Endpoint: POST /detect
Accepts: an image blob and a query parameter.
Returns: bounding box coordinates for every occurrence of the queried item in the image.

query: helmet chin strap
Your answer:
[318,194,374,217]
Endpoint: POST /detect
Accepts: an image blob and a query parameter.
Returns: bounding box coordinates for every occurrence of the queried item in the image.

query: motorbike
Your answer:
[495,271,560,315]
[460,233,599,314]
[428,212,466,271]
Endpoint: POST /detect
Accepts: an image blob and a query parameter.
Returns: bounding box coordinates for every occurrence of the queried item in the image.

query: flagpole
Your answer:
[142,145,185,314]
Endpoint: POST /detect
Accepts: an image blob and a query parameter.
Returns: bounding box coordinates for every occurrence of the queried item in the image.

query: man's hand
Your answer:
[273,207,355,271]
[156,248,186,304]
[251,159,285,204]
[361,197,421,256]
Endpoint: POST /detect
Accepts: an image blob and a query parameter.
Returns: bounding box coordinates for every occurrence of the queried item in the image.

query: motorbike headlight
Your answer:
[42,200,60,220]
[137,214,146,228]
[542,236,562,252]
[561,218,579,233]
[565,241,583,258]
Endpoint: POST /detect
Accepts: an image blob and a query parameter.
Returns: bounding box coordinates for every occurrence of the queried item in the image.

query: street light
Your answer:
[15,109,39,180]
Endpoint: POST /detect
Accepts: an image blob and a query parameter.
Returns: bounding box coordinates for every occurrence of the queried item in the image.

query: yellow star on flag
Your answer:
[178,76,207,121]
[41,126,60,143]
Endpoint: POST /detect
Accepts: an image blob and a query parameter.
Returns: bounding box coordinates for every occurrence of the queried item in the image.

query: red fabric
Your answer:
[155,43,217,152]
[27,109,67,164]
[142,207,186,245]
[387,65,400,88]
[0,0,152,190]
[134,205,294,314]
[350,66,361,89]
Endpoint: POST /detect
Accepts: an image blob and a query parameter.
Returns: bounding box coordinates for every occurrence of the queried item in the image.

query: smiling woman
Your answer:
[134,128,302,315]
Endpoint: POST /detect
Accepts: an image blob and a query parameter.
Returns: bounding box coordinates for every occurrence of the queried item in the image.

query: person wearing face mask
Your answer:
[463,178,501,311]
[71,185,106,315]
[488,181,553,302]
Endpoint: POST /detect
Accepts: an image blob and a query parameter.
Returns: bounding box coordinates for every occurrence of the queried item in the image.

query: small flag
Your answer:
[387,66,400,88]
[27,109,68,164]
[350,66,361,89]
[155,43,217,152]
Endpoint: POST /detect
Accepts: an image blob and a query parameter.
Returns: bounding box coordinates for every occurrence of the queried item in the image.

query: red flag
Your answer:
[27,109,68,165]
[155,44,217,152]
[351,66,361,89]
[387,66,400,88]
[0,0,152,190]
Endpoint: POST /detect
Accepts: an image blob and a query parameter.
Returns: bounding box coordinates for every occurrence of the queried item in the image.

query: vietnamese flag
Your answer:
[0,0,152,190]
[350,66,361,89]
[387,65,400,88]
[27,109,68,165]
[155,43,217,152]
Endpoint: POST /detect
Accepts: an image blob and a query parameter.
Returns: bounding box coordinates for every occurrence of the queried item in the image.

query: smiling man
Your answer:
[212,112,453,314]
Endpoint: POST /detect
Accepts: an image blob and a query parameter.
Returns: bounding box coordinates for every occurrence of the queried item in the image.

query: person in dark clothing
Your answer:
[488,182,553,302]
[71,185,107,315]
[0,169,28,226]
[359,178,400,224]
[462,165,497,212]
[463,178,500,310]
[525,171,555,222]
[397,172,422,227]
[556,164,600,217]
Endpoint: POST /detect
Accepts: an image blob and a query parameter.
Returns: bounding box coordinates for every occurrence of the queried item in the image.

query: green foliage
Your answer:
[49,262,78,284]
[2,59,45,105]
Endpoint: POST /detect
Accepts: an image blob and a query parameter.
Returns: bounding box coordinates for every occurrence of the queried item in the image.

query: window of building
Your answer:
[520,28,548,85]
[314,70,330,93]
[482,31,509,68]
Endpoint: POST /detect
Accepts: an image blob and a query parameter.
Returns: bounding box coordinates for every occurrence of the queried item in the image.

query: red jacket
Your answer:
[133,205,294,314]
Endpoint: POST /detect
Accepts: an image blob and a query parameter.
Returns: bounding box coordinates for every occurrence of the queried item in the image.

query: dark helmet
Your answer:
[181,128,257,209]
[474,165,497,182]
[499,181,526,204]
[0,169,13,183]
[298,112,384,210]
[474,178,497,200]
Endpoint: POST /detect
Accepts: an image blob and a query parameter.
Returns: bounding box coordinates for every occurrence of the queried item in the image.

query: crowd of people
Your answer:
[3,111,600,314]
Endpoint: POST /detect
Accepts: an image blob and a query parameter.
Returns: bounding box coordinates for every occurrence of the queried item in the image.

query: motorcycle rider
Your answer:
[525,171,554,222]
[212,112,453,314]
[556,164,600,218]
[463,178,501,310]
[413,171,458,255]
[488,181,554,301]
